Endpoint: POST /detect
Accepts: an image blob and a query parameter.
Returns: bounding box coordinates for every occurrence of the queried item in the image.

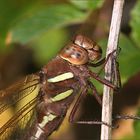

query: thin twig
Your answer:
[101,0,125,139]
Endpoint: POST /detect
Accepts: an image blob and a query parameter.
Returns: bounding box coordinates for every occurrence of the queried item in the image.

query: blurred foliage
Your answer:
[11,4,87,43]
[120,109,140,140]
[133,109,140,139]
[125,0,140,138]
[1,0,140,139]
[0,0,38,47]
[0,0,103,64]
[69,0,104,10]
[130,0,140,48]
[31,29,68,65]
[119,34,140,83]
[95,33,140,86]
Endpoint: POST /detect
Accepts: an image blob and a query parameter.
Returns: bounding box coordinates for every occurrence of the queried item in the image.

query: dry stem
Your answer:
[101,0,125,139]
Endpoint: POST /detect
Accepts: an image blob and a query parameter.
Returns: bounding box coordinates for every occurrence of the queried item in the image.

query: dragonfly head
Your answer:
[59,35,102,65]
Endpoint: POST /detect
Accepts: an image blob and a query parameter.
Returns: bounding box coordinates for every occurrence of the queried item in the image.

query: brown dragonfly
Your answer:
[0,35,119,140]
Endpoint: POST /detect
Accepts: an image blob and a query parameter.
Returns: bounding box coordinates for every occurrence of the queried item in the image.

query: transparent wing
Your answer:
[0,74,40,140]
[0,96,38,140]
[0,74,40,114]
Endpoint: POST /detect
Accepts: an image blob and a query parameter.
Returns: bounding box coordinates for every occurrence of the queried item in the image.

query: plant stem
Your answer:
[101,0,125,139]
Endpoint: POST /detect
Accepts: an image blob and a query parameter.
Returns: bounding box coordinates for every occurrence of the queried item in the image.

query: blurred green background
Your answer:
[1,0,140,140]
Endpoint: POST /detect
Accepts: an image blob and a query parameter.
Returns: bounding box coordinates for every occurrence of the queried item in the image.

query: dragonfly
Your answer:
[0,35,119,140]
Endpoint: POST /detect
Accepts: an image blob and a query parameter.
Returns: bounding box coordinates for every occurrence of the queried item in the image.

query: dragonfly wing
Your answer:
[0,74,40,114]
[0,96,38,140]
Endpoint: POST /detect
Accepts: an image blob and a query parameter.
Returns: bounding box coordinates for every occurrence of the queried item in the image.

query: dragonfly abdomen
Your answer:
[25,57,79,140]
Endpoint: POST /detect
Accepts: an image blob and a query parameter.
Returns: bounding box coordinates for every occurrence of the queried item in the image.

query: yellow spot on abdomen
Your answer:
[51,89,73,102]
[47,72,74,83]
[39,114,56,128]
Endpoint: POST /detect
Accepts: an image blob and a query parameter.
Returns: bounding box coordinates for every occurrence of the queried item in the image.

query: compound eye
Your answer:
[88,45,102,61]
[59,44,89,65]
[74,35,96,50]
[71,52,82,59]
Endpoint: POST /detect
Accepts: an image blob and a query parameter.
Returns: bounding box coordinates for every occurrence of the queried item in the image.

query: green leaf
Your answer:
[130,0,140,48]
[0,0,41,47]
[0,0,37,38]
[11,4,86,44]
[96,34,140,84]
[119,34,140,83]
[31,29,68,65]
[69,0,104,10]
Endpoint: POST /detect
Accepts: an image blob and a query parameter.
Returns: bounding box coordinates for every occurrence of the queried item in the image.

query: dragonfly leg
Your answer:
[69,86,114,128]
[87,80,102,106]
[88,58,105,67]
[88,70,119,91]
[87,49,121,92]
[97,49,118,75]
[88,49,121,78]
[112,59,122,90]
[87,49,117,68]
[69,87,87,123]
[114,114,140,121]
